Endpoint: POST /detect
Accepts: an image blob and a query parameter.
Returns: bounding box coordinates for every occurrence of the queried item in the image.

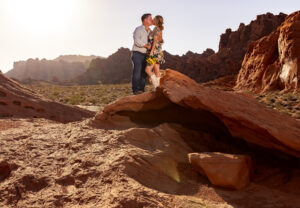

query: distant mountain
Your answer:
[73,48,132,85]
[5,55,99,83]
[54,55,101,67]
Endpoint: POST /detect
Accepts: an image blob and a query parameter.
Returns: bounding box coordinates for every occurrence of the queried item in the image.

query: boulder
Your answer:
[188,152,253,189]
[90,69,300,158]
[0,73,94,122]
[235,11,300,92]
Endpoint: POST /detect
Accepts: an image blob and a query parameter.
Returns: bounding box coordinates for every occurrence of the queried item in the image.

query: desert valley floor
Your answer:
[27,80,300,120]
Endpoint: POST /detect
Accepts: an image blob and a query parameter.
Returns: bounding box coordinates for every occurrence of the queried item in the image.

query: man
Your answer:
[131,13,153,95]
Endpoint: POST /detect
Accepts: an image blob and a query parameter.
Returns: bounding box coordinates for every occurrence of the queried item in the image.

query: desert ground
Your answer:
[27,82,300,120]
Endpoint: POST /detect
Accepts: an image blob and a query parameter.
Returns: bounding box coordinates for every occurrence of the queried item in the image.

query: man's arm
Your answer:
[133,28,150,49]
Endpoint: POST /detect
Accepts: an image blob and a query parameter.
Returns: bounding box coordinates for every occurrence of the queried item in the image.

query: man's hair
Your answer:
[141,13,151,22]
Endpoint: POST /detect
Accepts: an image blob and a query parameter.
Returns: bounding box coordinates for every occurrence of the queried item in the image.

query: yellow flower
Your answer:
[147,56,158,65]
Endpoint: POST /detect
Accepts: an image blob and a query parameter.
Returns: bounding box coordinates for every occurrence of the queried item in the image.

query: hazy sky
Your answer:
[0,0,298,72]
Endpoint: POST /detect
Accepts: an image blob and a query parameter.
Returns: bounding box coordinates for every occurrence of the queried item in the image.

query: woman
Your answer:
[145,15,165,89]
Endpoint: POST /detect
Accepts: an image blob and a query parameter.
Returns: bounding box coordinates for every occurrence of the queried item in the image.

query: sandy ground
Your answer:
[0,118,300,208]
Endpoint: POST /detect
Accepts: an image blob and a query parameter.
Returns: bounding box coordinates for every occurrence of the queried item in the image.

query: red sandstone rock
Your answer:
[163,13,286,82]
[3,118,299,207]
[0,72,94,122]
[235,11,300,92]
[188,152,253,190]
[90,69,300,158]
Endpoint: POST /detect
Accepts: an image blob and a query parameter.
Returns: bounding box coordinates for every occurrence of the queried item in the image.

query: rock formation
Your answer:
[3,118,300,207]
[74,48,133,85]
[163,12,287,82]
[235,11,300,92]
[90,69,300,158]
[0,72,94,122]
[188,152,253,190]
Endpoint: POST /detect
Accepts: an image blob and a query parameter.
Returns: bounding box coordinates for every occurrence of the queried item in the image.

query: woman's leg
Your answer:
[154,64,161,78]
[145,64,155,78]
[145,64,159,88]
[153,64,161,87]
[145,64,155,84]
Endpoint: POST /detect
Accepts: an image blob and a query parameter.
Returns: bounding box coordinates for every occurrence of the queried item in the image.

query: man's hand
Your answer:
[144,44,151,50]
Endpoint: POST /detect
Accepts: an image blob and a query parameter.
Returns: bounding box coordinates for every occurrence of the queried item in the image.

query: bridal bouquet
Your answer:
[146,55,158,65]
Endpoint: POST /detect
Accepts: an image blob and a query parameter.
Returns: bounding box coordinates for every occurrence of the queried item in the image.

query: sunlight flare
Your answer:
[3,0,79,35]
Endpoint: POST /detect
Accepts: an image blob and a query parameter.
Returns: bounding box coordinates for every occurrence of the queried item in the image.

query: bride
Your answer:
[145,15,165,89]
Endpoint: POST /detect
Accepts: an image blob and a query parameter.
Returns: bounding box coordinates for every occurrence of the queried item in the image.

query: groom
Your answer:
[131,13,153,95]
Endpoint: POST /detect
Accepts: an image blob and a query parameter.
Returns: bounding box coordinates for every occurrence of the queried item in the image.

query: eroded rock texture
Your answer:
[91,69,300,158]
[235,11,300,92]
[163,13,287,82]
[0,72,94,122]
[1,118,300,208]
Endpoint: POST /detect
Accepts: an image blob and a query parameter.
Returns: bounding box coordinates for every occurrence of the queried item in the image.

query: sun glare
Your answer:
[3,0,78,35]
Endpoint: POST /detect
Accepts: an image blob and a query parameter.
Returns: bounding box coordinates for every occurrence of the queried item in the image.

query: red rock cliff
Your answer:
[235,11,300,92]
[163,13,287,82]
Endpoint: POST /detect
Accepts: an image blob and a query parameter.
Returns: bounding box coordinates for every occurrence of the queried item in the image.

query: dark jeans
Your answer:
[131,51,147,93]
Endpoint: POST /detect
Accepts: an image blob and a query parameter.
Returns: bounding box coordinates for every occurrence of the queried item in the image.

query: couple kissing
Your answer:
[131,13,165,95]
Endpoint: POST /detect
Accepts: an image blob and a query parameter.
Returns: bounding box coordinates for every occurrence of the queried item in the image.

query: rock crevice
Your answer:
[90,69,300,158]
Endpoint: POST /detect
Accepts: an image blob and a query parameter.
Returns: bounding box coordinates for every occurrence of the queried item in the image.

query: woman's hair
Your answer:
[154,15,164,31]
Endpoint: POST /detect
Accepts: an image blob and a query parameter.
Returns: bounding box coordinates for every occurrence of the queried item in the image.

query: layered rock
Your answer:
[188,152,253,190]
[163,12,287,82]
[0,72,94,122]
[235,11,300,92]
[90,69,300,158]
